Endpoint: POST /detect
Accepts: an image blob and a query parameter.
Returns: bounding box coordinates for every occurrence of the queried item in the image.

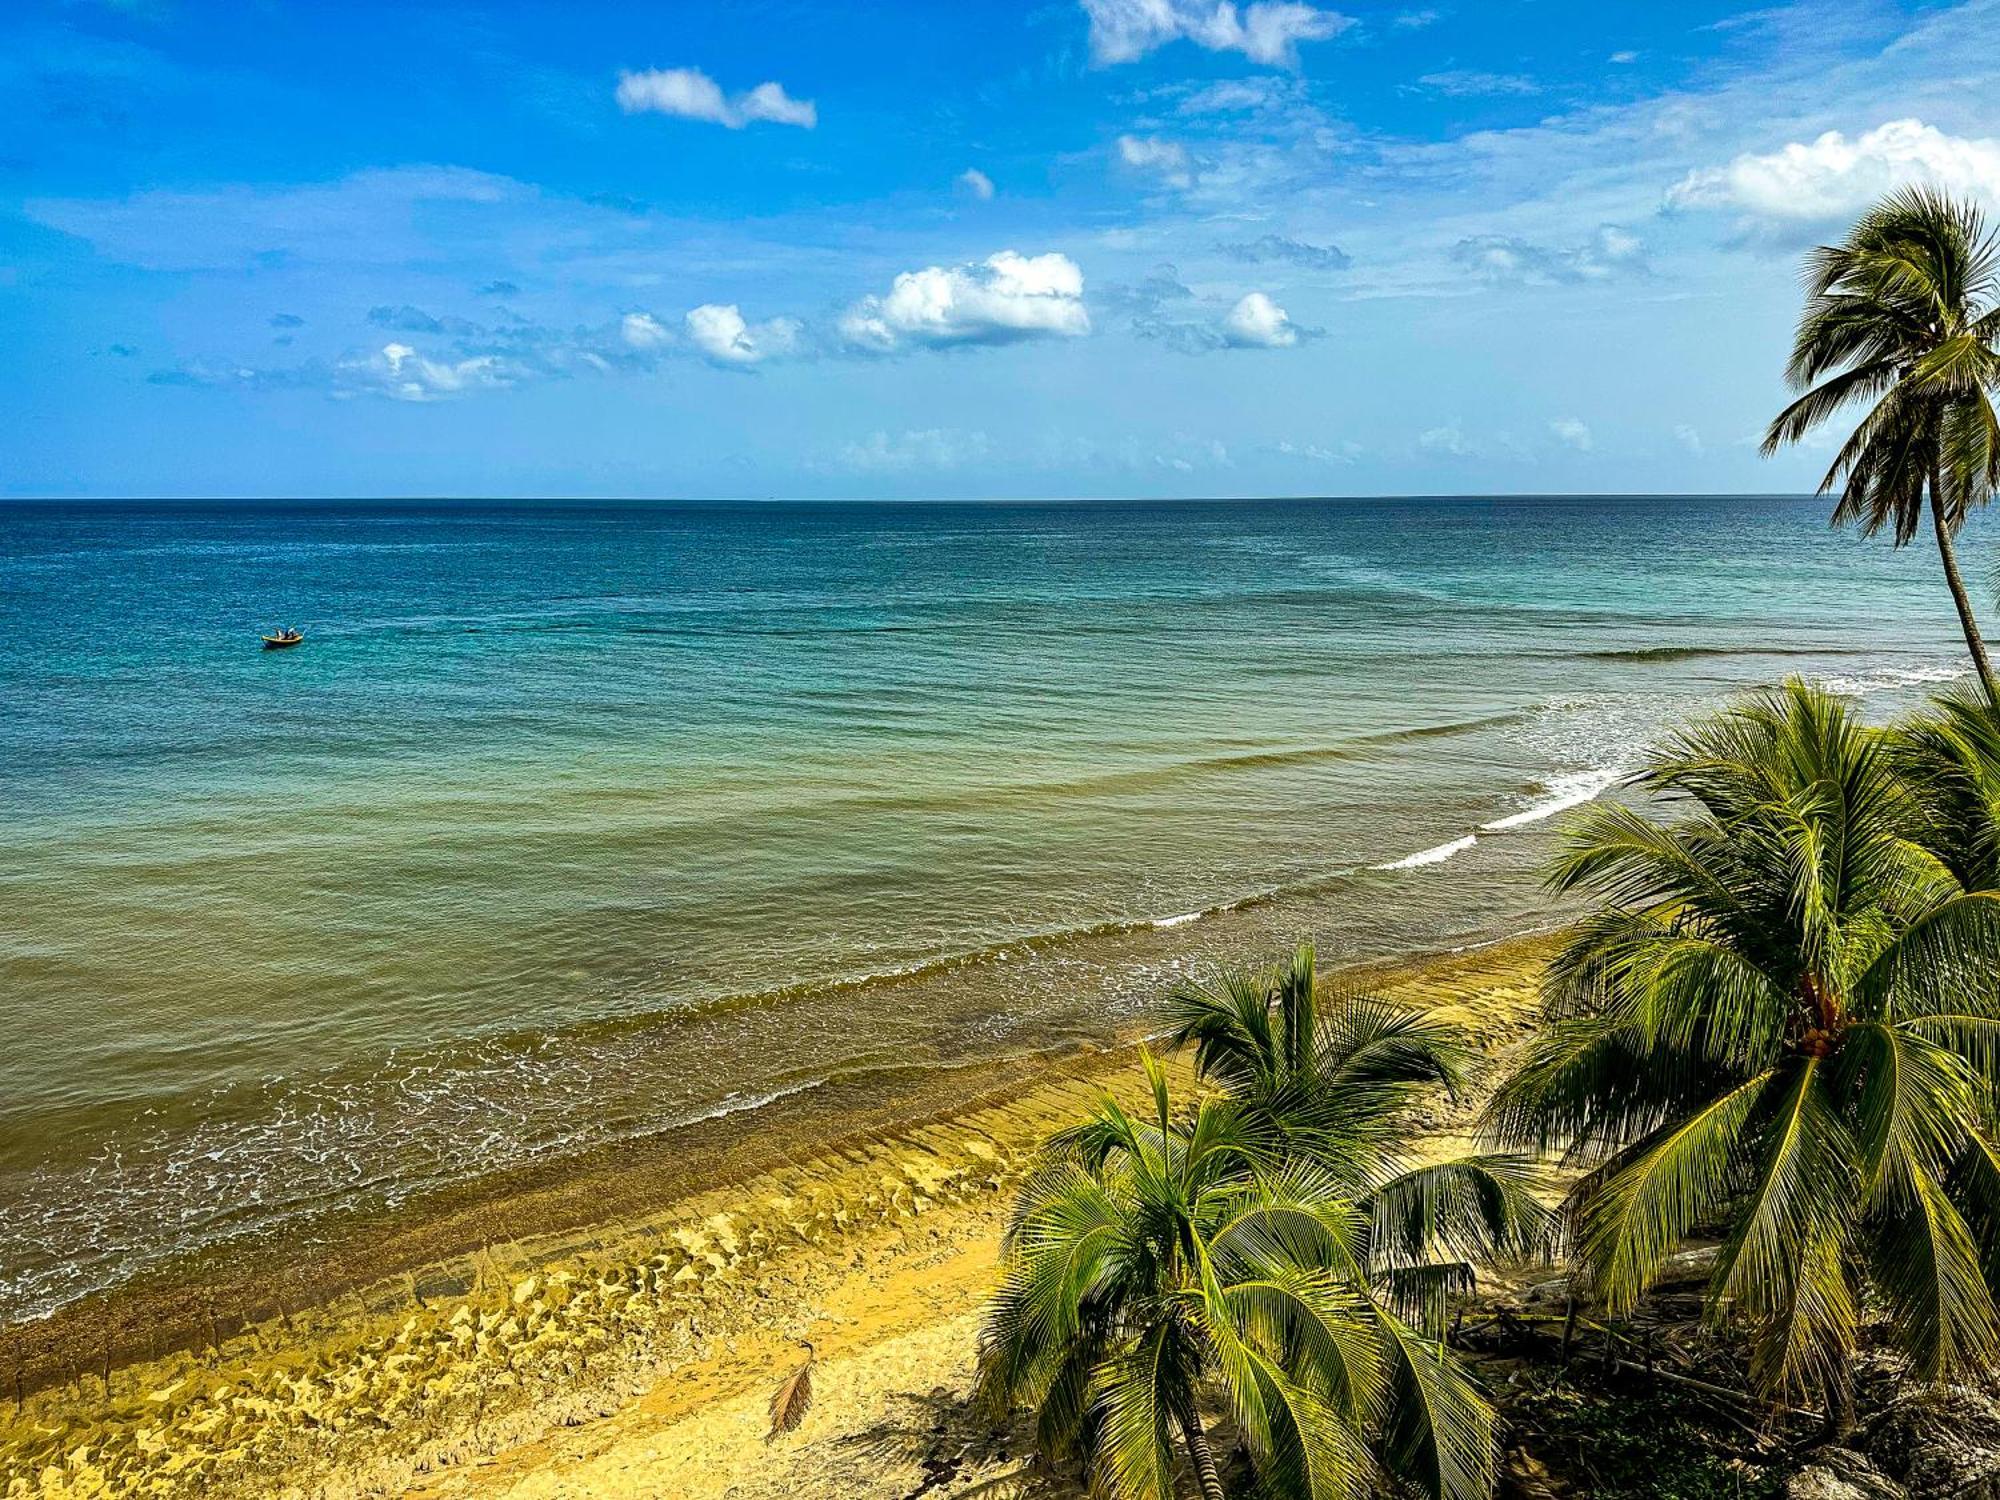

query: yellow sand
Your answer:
[0,937,1550,1500]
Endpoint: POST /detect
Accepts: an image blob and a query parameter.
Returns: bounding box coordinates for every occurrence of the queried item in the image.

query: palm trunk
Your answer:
[1931,481,1999,702]
[1181,1412,1227,1500]
[1820,1361,1857,1441]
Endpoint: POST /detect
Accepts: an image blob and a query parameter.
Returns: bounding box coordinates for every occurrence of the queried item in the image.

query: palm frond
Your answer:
[1578,1070,1775,1315]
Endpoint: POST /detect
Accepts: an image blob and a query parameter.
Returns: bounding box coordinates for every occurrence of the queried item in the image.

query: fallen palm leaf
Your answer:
[767,1341,815,1441]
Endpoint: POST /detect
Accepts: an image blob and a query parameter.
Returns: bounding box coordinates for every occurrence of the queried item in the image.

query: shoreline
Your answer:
[0,933,1555,1499]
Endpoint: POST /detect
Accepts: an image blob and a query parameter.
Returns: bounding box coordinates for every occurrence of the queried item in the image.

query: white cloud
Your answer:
[1222,291,1301,348]
[683,303,801,367]
[620,312,672,351]
[1549,416,1593,451]
[1081,0,1352,67]
[1418,424,1467,456]
[1178,78,1285,114]
[1667,118,2000,223]
[1452,224,1647,285]
[1414,70,1539,98]
[838,428,993,472]
[840,250,1090,352]
[1277,439,1362,463]
[351,342,515,402]
[958,168,995,201]
[1674,424,1704,456]
[615,68,816,129]
[1608,49,1638,64]
[1116,134,1193,190]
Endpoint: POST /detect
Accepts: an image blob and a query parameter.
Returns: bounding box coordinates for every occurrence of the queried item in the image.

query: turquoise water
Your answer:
[0,495,1982,1319]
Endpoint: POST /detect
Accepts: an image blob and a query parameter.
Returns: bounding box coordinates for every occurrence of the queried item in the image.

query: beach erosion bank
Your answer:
[0,935,1552,1500]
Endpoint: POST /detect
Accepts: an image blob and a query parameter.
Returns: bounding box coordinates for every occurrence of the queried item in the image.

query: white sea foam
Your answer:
[1819,663,1969,697]
[1481,767,1625,831]
[1374,834,1477,870]
[1150,911,1203,928]
[677,1077,827,1128]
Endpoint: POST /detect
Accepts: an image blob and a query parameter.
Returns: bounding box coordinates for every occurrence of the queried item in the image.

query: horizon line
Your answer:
[0,490,1827,505]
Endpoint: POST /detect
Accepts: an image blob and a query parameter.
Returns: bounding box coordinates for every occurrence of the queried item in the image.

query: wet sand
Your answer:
[0,935,1552,1499]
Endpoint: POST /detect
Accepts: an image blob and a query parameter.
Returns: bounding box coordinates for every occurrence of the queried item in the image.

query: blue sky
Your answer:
[5,0,2000,498]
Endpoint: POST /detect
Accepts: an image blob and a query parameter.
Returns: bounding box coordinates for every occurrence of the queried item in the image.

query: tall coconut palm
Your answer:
[979,1053,1502,1500]
[1761,185,2000,700]
[1485,681,2000,1428]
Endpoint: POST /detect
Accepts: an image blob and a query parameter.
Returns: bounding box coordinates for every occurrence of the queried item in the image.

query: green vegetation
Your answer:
[1506,1379,1784,1500]
[1763,185,2000,700]
[977,951,1546,1500]
[1485,681,2000,1429]
[983,683,2000,1494]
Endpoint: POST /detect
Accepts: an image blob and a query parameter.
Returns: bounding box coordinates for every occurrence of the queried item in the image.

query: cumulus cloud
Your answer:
[1217,233,1350,270]
[837,428,993,472]
[1081,0,1352,67]
[351,342,517,403]
[958,168,995,200]
[615,67,816,129]
[1414,70,1539,97]
[840,250,1090,353]
[1549,416,1593,451]
[1116,134,1194,190]
[683,303,801,368]
[620,312,673,351]
[1452,224,1646,285]
[1667,118,2000,225]
[1137,290,1314,352]
[1418,424,1467,455]
[1222,291,1301,347]
[1674,424,1704,456]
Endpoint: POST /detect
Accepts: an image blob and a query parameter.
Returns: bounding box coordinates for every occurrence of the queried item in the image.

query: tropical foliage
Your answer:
[979,949,1547,1500]
[1893,687,2000,891]
[1762,185,2000,700]
[1485,681,2000,1424]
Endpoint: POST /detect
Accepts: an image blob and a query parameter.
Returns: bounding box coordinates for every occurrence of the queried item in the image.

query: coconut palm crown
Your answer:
[980,951,1547,1500]
[980,1058,1496,1500]
[1486,681,2000,1424]
[1164,944,1550,1307]
[1761,185,2000,699]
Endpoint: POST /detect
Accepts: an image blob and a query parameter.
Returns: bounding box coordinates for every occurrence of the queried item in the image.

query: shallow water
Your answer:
[0,495,1981,1320]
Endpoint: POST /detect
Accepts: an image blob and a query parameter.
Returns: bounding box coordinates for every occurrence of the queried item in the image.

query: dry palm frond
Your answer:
[767,1342,815,1441]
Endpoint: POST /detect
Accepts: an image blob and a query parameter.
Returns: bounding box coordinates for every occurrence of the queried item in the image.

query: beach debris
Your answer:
[766,1340,815,1441]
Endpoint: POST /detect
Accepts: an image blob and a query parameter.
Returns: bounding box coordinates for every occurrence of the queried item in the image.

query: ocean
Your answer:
[0,495,1980,1322]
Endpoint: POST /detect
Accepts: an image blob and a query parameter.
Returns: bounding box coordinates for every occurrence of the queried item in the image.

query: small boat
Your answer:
[261,629,304,650]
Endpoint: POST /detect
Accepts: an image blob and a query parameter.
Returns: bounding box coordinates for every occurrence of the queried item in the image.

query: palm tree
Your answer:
[1485,681,2000,1428]
[1761,185,2000,700]
[1894,687,2000,890]
[979,1054,1501,1500]
[1165,943,1551,1322]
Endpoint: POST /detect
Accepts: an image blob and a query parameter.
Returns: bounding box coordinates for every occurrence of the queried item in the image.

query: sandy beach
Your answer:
[0,937,1549,1500]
